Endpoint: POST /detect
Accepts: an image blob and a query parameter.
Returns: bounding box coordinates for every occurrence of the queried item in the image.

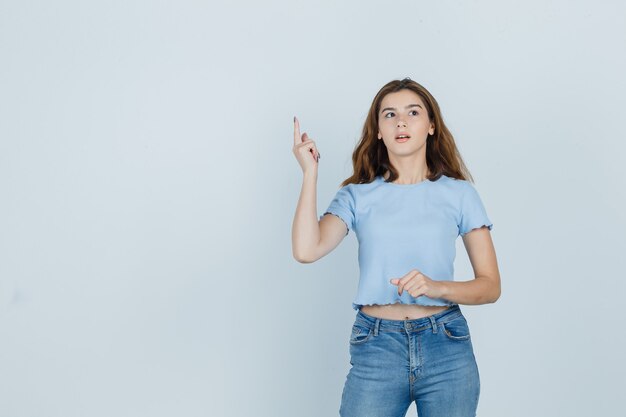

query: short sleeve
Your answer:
[319,185,355,236]
[458,183,493,236]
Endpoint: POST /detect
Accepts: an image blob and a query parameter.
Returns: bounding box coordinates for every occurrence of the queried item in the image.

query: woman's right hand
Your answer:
[292,116,320,174]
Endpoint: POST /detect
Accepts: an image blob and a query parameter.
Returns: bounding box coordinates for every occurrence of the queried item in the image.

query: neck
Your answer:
[384,166,430,185]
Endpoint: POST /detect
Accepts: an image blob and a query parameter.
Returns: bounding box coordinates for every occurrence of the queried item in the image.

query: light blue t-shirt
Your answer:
[320,174,493,311]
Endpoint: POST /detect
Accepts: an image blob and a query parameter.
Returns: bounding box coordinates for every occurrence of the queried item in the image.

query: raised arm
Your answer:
[291,116,348,263]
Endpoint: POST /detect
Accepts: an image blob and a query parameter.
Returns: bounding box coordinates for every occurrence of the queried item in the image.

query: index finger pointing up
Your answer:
[293,116,302,146]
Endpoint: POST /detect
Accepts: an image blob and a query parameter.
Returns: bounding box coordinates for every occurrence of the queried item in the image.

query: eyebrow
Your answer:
[380,104,423,114]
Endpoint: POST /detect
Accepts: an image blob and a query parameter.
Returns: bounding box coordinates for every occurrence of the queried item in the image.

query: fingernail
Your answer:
[293,116,296,123]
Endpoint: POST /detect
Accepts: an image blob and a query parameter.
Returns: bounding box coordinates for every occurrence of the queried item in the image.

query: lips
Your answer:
[395,133,411,142]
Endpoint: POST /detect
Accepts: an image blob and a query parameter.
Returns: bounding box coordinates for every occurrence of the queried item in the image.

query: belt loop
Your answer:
[429,315,438,334]
[374,318,380,336]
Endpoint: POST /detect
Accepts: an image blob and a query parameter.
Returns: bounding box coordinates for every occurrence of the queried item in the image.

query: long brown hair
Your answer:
[340,77,475,187]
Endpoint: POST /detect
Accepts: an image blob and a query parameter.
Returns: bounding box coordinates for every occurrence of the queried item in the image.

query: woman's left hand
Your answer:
[390,269,446,299]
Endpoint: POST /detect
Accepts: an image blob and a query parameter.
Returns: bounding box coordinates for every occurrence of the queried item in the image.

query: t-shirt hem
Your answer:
[459,222,493,236]
[320,211,351,235]
[352,300,457,310]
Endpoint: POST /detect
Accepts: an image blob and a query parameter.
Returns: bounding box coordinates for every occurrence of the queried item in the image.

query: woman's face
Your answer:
[377,89,435,154]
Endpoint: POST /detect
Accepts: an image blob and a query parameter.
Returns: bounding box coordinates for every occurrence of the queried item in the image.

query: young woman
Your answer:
[291,77,500,417]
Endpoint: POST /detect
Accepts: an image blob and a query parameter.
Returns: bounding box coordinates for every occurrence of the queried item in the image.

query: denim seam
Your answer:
[349,327,373,344]
[442,326,471,340]
[441,318,471,340]
[354,312,464,334]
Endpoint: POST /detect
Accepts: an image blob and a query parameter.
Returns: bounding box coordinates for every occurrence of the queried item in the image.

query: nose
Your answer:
[397,119,407,128]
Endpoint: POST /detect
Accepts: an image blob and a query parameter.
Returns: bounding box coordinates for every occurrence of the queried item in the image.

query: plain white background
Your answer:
[1,1,625,416]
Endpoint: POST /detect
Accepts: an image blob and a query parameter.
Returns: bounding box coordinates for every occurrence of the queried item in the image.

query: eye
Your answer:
[410,110,419,116]
[384,112,395,118]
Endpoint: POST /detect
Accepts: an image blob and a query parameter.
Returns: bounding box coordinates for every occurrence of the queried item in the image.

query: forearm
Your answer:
[438,277,500,305]
[292,171,320,262]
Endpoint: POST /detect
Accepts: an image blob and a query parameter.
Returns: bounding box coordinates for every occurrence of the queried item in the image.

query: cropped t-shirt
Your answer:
[320,174,493,311]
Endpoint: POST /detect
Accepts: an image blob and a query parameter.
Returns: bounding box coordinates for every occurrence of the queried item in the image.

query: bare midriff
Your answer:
[360,303,451,320]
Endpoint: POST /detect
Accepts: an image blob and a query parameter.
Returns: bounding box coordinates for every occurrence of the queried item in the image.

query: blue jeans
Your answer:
[339,304,480,417]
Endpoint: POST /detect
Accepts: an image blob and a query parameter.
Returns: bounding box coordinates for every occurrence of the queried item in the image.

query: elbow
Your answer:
[292,249,315,264]
[292,239,323,263]
[475,275,501,304]
[489,284,501,304]
[294,255,313,264]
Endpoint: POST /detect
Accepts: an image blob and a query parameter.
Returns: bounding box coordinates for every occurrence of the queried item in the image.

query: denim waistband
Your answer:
[355,304,462,333]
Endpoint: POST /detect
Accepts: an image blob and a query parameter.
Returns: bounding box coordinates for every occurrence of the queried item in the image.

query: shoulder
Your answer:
[340,177,381,194]
[431,176,484,208]
[433,174,470,193]
[440,175,482,192]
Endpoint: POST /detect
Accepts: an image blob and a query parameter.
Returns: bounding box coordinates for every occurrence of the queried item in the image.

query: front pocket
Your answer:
[441,315,471,341]
[349,324,373,345]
